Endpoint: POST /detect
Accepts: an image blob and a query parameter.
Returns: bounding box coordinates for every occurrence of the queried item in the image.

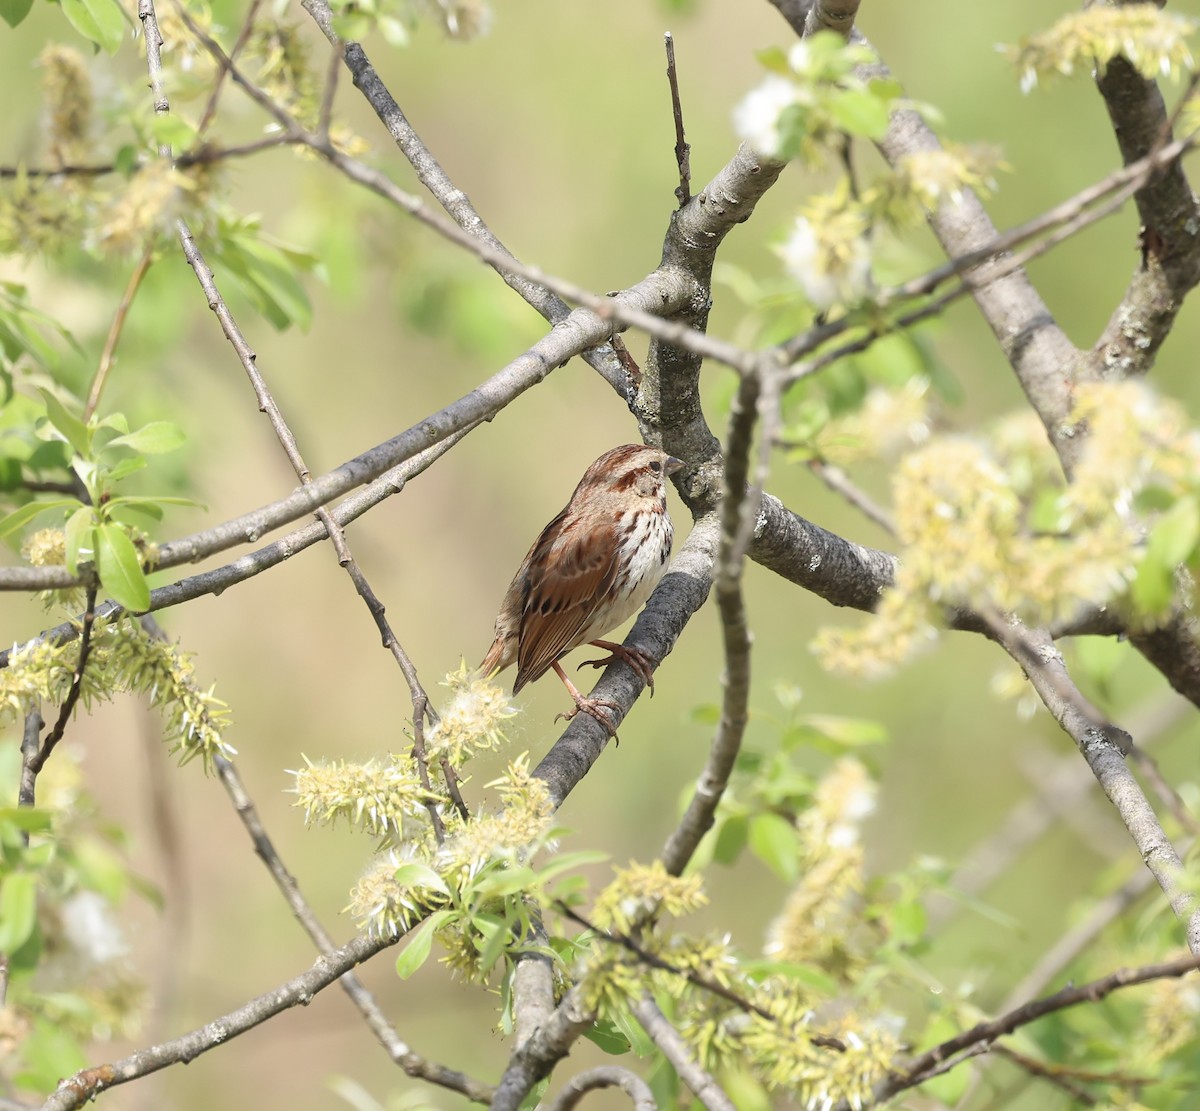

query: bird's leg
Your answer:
[576,639,659,693]
[552,662,622,740]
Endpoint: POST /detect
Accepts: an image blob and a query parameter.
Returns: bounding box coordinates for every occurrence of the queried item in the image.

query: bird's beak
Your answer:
[665,456,684,475]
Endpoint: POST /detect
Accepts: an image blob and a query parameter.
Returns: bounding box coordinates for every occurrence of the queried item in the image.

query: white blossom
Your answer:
[733,75,799,157]
[778,216,872,311]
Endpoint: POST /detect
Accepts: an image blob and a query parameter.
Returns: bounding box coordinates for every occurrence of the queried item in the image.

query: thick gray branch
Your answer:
[1086,52,1200,381]
[532,515,720,807]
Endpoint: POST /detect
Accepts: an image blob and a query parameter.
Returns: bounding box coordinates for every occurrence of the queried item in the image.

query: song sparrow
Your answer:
[479,443,684,735]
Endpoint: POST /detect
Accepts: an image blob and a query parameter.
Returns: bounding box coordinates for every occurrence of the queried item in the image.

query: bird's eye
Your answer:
[649,461,662,473]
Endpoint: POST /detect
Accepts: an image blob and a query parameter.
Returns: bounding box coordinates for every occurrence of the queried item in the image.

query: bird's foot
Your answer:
[551,661,623,741]
[577,639,659,694]
[555,696,623,741]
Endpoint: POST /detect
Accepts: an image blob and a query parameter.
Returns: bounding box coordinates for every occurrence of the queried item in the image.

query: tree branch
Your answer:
[543,1066,657,1111]
[1086,49,1200,381]
[41,930,413,1111]
[660,374,760,876]
[803,0,861,37]
[532,515,720,807]
[211,751,490,1099]
[983,617,1200,954]
[629,996,736,1111]
[0,429,473,666]
[28,584,98,775]
[874,953,1200,1102]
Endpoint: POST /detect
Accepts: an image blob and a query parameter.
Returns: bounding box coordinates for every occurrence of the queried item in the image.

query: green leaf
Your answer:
[210,226,316,333]
[0,283,75,370]
[392,862,450,896]
[0,808,52,834]
[235,238,313,331]
[1132,496,1200,616]
[0,497,78,539]
[70,836,128,902]
[473,865,537,899]
[15,1017,86,1093]
[394,912,447,980]
[148,114,197,152]
[106,494,202,511]
[113,144,140,176]
[537,850,609,885]
[105,421,186,455]
[64,505,95,575]
[1072,636,1126,692]
[95,523,150,612]
[1150,495,1200,566]
[476,910,515,975]
[582,1019,632,1055]
[828,87,893,139]
[0,871,37,952]
[755,45,791,75]
[712,813,749,865]
[747,812,799,882]
[95,412,129,434]
[59,0,126,53]
[773,102,810,161]
[0,0,33,28]
[36,389,90,457]
[100,456,148,485]
[889,896,927,946]
[789,714,888,751]
[107,502,163,526]
[742,958,841,996]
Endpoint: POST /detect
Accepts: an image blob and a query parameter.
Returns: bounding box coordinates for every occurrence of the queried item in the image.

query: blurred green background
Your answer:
[2,1,1199,1108]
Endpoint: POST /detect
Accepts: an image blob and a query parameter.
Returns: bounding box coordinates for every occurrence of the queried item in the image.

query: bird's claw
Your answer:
[556,696,623,743]
[576,643,658,695]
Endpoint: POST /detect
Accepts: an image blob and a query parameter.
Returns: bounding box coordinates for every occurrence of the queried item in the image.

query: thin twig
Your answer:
[0,427,478,662]
[212,750,489,1098]
[543,1066,657,1111]
[874,952,1200,1101]
[805,457,895,534]
[664,33,691,207]
[29,584,98,774]
[1000,855,1178,1011]
[170,6,458,834]
[630,996,736,1111]
[556,902,846,1051]
[317,37,341,139]
[132,706,188,1111]
[41,930,423,1111]
[1,710,43,1007]
[991,1045,1099,1105]
[928,695,1189,931]
[194,0,265,138]
[659,374,761,876]
[983,617,1200,954]
[6,132,1198,604]
[85,244,155,421]
[993,1043,1149,1093]
[18,708,42,810]
[300,0,634,396]
[1129,745,1200,837]
[131,2,489,1100]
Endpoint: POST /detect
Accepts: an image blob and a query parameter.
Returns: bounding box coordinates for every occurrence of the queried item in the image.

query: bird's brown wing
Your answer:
[513,511,622,692]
